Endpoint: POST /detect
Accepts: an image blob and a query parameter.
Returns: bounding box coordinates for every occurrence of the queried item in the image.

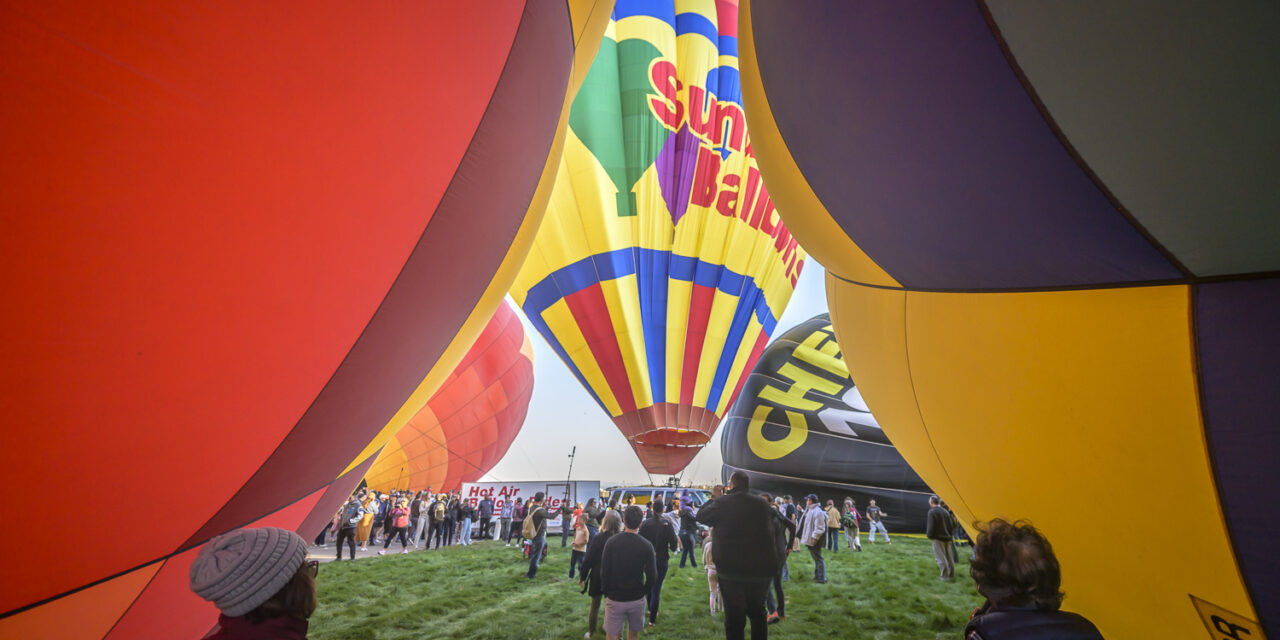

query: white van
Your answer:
[605,486,712,511]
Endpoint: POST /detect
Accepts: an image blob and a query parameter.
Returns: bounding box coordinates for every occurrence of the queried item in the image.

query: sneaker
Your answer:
[401,549,408,554]
[377,550,386,556]
[766,613,780,624]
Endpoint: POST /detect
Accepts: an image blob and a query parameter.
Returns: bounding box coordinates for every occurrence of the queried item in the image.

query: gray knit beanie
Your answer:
[189,527,307,617]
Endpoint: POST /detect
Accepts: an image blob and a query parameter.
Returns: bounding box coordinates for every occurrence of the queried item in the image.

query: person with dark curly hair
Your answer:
[964,519,1103,640]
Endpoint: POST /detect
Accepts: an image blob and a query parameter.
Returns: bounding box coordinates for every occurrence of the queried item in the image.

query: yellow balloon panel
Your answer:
[829,280,1255,640]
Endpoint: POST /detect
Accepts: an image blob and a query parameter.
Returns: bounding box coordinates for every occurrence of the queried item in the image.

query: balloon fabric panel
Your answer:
[512,0,805,474]
[363,301,535,493]
[720,314,935,533]
[742,1,1278,636]
[0,0,607,635]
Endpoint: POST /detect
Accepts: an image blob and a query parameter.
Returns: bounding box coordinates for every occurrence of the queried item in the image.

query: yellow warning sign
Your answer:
[1191,595,1266,640]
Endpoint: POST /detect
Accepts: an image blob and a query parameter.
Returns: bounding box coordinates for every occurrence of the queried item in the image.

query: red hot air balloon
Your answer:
[364,300,535,493]
[0,2,609,638]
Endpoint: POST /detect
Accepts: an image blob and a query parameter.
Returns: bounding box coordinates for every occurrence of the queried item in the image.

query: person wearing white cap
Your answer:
[190,526,318,639]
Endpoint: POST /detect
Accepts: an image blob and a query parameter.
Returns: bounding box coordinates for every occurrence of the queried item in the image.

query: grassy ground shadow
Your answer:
[311,536,980,639]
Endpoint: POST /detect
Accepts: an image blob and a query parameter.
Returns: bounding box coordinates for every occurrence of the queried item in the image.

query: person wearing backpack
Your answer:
[336,495,363,561]
[524,492,549,578]
[431,495,449,549]
[842,497,862,551]
[799,494,828,584]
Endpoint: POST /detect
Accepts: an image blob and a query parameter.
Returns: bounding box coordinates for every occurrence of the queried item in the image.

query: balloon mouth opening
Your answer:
[634,428,711,448]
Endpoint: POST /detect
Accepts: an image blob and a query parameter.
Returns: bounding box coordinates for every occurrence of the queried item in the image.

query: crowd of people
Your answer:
[187,477,1103,640]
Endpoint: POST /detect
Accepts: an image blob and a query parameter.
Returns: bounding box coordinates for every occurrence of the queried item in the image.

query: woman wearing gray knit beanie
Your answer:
[190,527,318,640]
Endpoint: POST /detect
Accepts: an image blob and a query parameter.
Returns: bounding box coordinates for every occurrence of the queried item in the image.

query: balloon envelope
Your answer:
[364,300,535,493]
[511,0,805,474]
[720,314,932,533]
[741,2,1279,638]
[0,2,606,637]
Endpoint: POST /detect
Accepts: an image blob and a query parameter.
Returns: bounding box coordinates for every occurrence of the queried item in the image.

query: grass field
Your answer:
[310,534,980,640]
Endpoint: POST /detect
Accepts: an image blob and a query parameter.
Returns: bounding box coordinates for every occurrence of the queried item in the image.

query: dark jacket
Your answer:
[767,509,797,574]
[478,498,494,519]
[206,614,308,640]
[965,602,1104,640]
[600,532,657,602]
[580,530,617,597]
[583,504,603,528]
[695,487,779,583]
[926,506,953,541]
[637,515,679,560]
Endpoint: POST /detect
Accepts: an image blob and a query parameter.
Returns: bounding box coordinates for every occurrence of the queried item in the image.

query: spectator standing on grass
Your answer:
[428,494,445,549]
[478,495,495,540]
[561,500,574,547]
[926,495,955,580]
[526,492,550,578]
[499,496,515,544]
[799,494,828,584]
[583,498,603,541]
[637,501,678,626]
[824,500,842,553]
[379,498,412,555]
[759,493,796,624]
[677,504,699,569]
[867,499,891,543]
[438,495,456,547]
[190,527,318,640]
[409,492,425,548]
[964,519,1103,640]
[356,495,376,551]
[459,499,475,546]
[601,506,656,640]
[580,511,623,639]
[336,495,362,561]
[696,470,778,640]
[510,496,527,546]
[570,512,590,578]
[842,498,862,551]
[376,494,391,545]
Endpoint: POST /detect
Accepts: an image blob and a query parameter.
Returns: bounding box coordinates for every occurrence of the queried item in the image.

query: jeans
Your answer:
[869,520,890,542]
[478,517,491,540]
[527,534,545,578]
[561,520,571,546]
[499,517,511,542]
[648,556,669,623]
[679,530,698,567]
[718,577,769,640]
[570,549,585,577]
[336,526,356,560]
[808,545,826,582]
[764,571,785,617]
[411,516,428,546]
[826,527,840,551]
[460,517,472,545]
[586,524,599,542]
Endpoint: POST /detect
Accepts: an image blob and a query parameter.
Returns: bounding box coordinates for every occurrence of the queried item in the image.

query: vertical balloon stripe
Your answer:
[600,273,653,407]
[681,283,717,406]
[564,283,638,414]
[706,291,759,410]
[637,248,669,405]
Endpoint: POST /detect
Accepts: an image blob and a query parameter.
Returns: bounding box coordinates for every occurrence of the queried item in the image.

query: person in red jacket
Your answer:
[190,527,318,640]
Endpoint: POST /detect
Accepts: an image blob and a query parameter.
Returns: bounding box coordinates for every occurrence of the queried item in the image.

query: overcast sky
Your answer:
[483,257,830,488]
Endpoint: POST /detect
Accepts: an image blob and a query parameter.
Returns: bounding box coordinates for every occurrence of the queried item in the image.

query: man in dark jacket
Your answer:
[697,471,778,640]
[477,496,494,540]
[925,494,954,580]
[602,506,656,640]
[637,501,679,625]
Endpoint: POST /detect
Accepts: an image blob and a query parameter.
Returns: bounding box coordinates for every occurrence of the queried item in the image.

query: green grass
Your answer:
[311,537,980,639]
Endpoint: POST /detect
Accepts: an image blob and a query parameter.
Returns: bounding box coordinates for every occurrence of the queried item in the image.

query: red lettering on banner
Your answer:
[468,487,480,497]
[691,146,722,207]
[716,174,740,217]
[649,61,683,129]
[714,103,745,152]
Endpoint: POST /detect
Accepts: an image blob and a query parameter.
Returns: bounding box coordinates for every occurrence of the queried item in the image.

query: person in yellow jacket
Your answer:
[356,495,377,551]
[825,500,843,553]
